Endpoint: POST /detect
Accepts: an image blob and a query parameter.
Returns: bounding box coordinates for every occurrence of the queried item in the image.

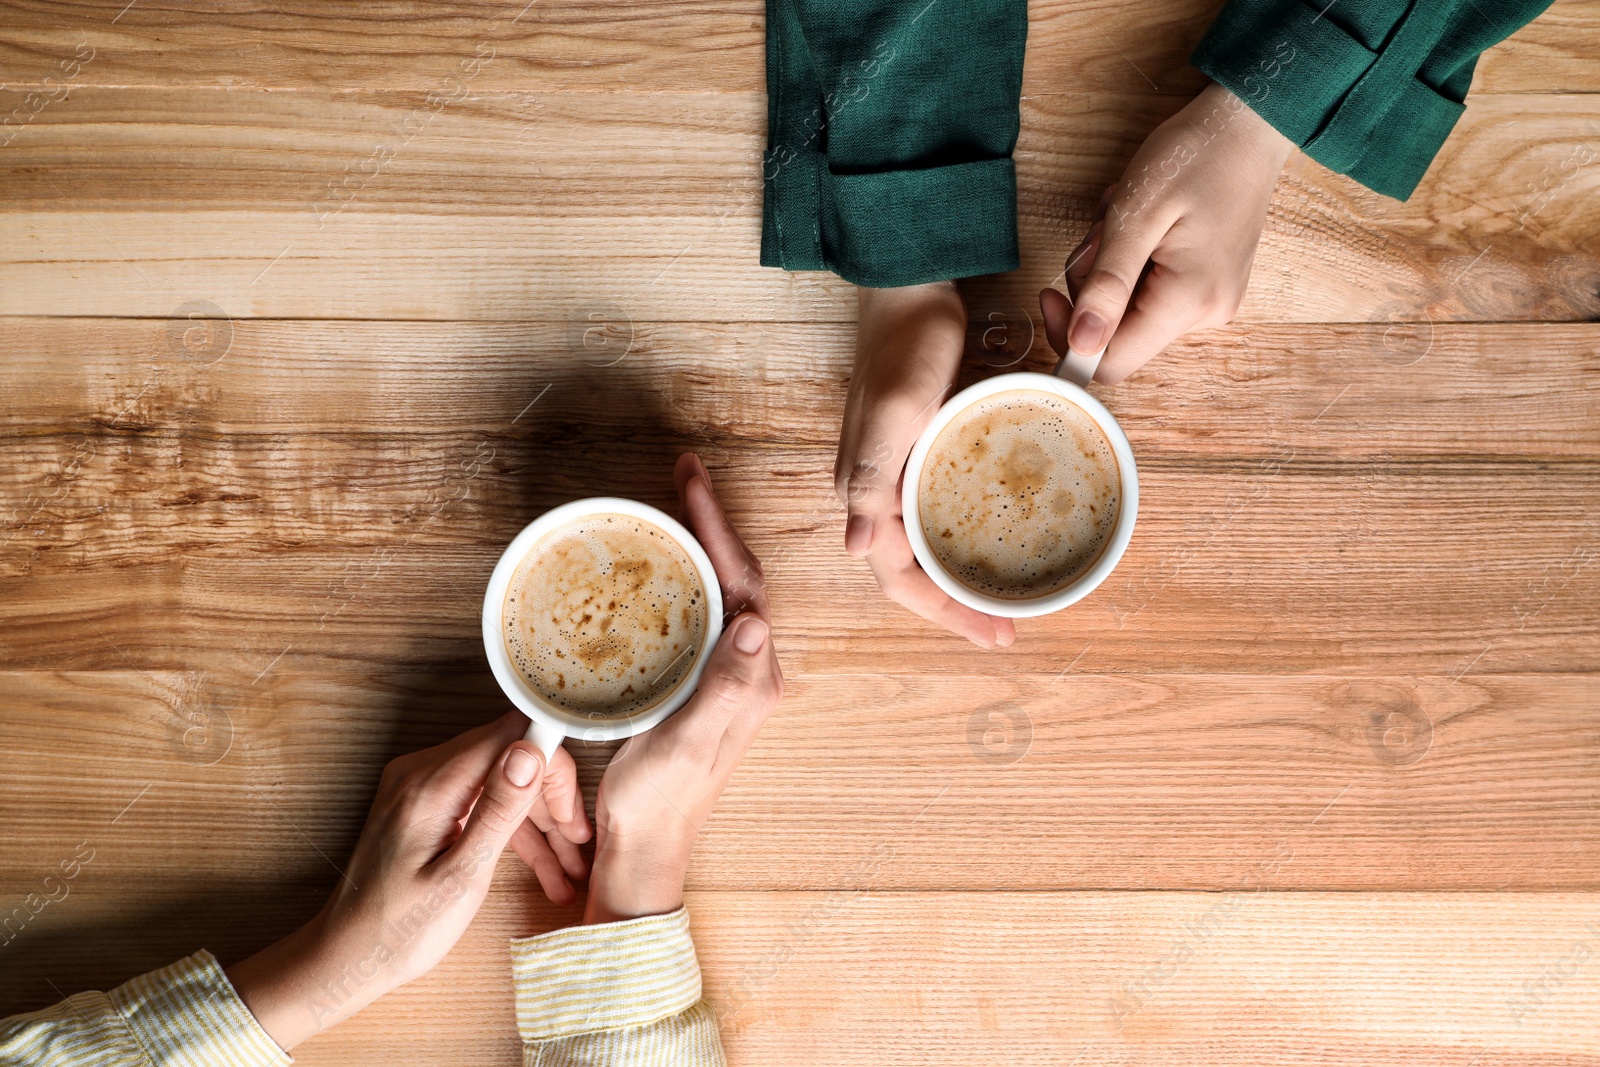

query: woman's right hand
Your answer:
[1040,82,1295,384]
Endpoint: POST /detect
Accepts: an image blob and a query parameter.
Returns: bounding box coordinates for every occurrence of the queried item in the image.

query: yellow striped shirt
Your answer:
[0,908,723,1067]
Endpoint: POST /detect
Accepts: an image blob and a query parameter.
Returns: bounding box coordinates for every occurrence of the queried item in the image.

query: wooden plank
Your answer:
[4,440,1597,674]
[2,319,1596,454]
[0,669,1594,894]
[0,0,1592,94]
[701,892,1600,1066]
[0,92,1595,322]
[3,886,1597,1064]
[0,1,1594,1062]
[3,464,1598,675]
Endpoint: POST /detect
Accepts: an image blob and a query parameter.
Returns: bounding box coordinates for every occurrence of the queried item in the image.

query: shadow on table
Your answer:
[0,325,689,1017]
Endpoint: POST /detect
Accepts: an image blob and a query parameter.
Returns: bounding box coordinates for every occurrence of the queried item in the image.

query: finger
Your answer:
[525,783,592,860]
[1039,287,1072,360]
[655,612,782,756]
[722,638,785,756]
[438,740,546,874]
[392,711,529,803]
[839,376,948,559]
[866,518,1015,649]
[1064,221,1102,304]
[548,829,589,884]
[1095,262,1212,384]
[509,819,578,906]
[538,744,591,844]
[1047,189,1116,319]
[521,793,589,880]
[675,453,769,620]
[1067,197,1168,360]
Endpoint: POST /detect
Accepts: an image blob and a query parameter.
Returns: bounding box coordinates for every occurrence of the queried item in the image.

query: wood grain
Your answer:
[3,319,1596,453]
[0,0,1593,93]
[1,670,1595,894]
[1,0,1597,1062]
[5,884,1597,1065]
[4,390,1597,675]
[3,457,1598,674]
[0,92,1595,322]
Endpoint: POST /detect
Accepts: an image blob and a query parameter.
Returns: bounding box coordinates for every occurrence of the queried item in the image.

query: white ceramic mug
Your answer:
[900,346,1138,618]
[482,498,724,758]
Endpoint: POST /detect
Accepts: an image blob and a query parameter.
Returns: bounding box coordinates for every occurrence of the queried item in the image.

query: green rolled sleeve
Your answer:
[1191,0,1556,199]
[761,0,1027,287]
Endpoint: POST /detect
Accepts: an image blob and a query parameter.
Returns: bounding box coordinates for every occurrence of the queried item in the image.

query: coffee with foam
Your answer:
[917,389,1121,599]
[502,514,708,720]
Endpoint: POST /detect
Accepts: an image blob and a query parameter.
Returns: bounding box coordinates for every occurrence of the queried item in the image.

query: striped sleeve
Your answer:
[0,950,290,1067]
[511,907,726,1067]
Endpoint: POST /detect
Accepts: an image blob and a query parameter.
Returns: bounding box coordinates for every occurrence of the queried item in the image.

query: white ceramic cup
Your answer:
[482,497,723,758]
[900,347,1138,618]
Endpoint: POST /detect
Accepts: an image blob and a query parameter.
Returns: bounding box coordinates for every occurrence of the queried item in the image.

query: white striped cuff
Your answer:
[511,907,703,1042]
[108,950,290,1067]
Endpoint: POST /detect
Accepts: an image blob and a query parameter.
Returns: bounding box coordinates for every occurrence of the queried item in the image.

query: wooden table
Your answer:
[2,2,1597,1063]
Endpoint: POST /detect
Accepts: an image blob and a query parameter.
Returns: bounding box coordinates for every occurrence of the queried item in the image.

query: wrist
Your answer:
[1201,81,1295,173]
[227,916,334,1053]
[856,279,963,321]
[226,907,403,1051]
[584,838,692,926]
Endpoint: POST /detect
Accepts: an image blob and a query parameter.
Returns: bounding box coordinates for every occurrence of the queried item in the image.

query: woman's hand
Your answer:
[226,713,587,1051]
[836,282,1016,649]
[580,453,786,924]
[1040,82,1295,383]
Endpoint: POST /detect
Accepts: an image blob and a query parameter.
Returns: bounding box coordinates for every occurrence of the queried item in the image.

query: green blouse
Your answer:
[760,0,1028,289]
[1192,0,1557,199]
[761,0,1556,288]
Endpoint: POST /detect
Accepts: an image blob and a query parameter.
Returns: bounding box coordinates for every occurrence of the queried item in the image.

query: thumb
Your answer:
[446,741,546,871]
[832,422,908,559]
[838,380,948,558]
[663,613,780,753]
[841,446,900,558]
[1067,200,1164,358]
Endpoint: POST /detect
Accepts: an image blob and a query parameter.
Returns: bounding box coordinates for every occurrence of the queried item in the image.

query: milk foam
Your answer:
[918,390,1121,599]
[503,514,707,719]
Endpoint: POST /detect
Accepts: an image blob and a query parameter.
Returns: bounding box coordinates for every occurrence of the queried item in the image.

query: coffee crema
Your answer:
[918,389,1121,600]
[502,514,707,719]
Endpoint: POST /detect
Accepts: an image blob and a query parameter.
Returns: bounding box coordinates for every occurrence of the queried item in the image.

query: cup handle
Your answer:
[524,717,565,762]
[1053,345,1106,387]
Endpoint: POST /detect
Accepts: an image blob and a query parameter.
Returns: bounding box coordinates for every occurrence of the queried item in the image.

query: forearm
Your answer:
[226,910,391,1053]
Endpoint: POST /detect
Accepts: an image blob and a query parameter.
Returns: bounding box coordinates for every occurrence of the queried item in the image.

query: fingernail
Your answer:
[504,746,540,788]
[845,514,873,556]
[733,615,768,654]
[695,455,713,486]
[1069,311,1108,354]
[996,627,1016,648]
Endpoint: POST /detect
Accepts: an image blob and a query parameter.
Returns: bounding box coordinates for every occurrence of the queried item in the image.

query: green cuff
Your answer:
[1191,0,1465,199]
[510,907,703,1042]
[110,950,291,1067]
[762,152,1020,287]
